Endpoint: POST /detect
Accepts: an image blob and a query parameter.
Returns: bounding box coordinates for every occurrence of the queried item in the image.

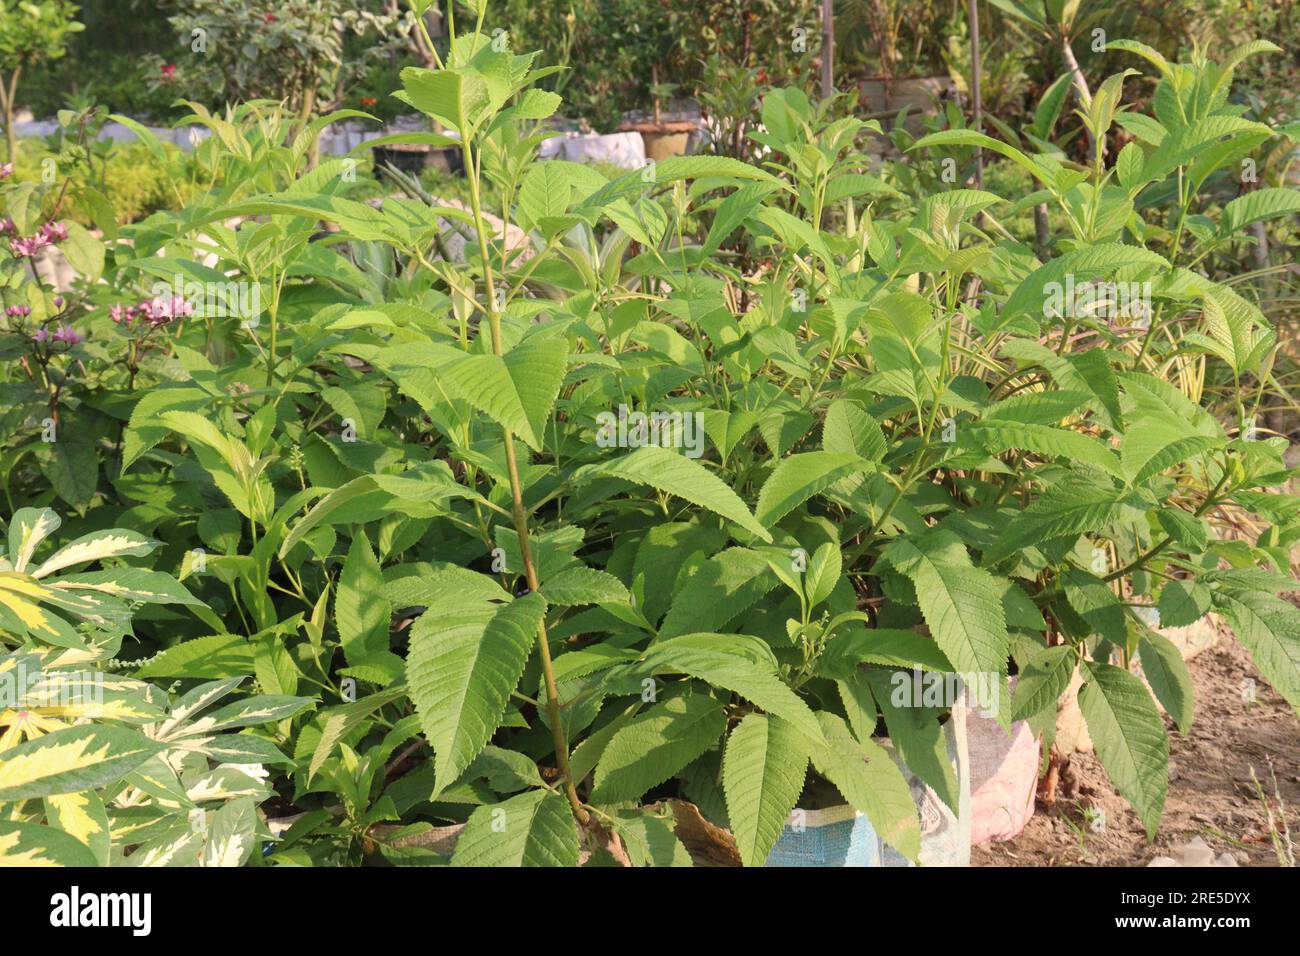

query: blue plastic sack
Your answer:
[765,704,970,867]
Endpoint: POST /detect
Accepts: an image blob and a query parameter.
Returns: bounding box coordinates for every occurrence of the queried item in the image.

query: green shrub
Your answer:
[9,138,202,224]
[0,2,1297,869]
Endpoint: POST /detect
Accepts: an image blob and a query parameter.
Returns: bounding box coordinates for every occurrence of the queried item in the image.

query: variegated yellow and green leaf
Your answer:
[125,822,204,867]
[52,569,204,607]
[6,508,61,573]
[0,819,98,866]
[171,694,314,739]
[124,754,196,810]
[106,806,175,847]
[183,765,273,803]
[44,789,111,866]
[17,672,165,724]
[0,573,86,647]
[27,586,132,631]
[202,796,257,867]
[0,724,163,801]
[0,708,68,750]
[31,529,158,579]
[155,678,246,739]
[176,733,293,768]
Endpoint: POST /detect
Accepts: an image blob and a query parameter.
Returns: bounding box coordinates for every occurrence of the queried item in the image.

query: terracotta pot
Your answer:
[620,120,696,163]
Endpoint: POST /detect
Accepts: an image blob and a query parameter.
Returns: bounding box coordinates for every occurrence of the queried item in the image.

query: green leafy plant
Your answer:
[0,505,312,866]
[1,0,1297,869]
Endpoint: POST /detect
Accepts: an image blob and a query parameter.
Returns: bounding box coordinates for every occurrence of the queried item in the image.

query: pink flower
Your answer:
[137,295,192,326]
[5,304,31,317]
[161,64,177,80]
[9,236,43,258]
[0,218,14,235]
[110,303,129,324]
[40,221,68,243]
[139,298,163,323]
[0,163,12,178]
[52,324,82,345]
[32,326,49,342]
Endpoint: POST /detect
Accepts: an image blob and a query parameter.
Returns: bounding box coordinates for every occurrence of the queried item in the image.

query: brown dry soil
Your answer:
[973,637,1299,867]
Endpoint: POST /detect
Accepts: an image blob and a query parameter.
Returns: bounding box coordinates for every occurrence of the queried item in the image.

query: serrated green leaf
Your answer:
[1214,591,1300,711]
[1011,644,1076,721]
[1079,662,1169,837]
[882,529,1008,678]
[722,714,808,867]
[635,644,823,743]
[806,711,922,860]
[590,694,726,803]
[1138,629,1194,733]
[451,789,579,866]
[540,566,629,606]
[579,445,771,542]
[755,452,863,529]
[439,333,568,450]
[1158,579,1211,628]
[336,532,391,666]
[407,593,545,788]
[822,399,887,462]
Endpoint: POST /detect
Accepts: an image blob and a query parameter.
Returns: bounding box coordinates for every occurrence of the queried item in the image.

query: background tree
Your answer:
[0,0,83,160]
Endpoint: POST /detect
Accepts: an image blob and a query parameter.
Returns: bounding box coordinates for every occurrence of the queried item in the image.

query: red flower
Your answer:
[161,64,177,80]
[264,12,277,23]
[360,96,378,107]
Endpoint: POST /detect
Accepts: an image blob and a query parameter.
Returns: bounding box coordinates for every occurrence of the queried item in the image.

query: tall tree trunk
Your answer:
[1034,203,1051,260]
[1249,220,1274,299]
[1060,37,1098,159]
[3,66,22,162]
[821,0,834,100]
[968,0,982,189]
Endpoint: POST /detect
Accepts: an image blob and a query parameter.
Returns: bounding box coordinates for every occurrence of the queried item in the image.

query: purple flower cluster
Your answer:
[111,295,194,328]
[30,324,83,345]
[8,221,70,259]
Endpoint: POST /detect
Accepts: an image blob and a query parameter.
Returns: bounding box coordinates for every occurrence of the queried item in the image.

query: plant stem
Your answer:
[461,136,587,824]
[1103,470,1229,583]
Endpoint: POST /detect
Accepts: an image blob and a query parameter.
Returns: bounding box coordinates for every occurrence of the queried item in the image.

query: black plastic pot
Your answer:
[370,143,464,181]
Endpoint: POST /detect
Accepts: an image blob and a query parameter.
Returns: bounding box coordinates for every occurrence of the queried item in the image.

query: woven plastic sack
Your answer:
[766,705,970,867]
[968,684,1039,844]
